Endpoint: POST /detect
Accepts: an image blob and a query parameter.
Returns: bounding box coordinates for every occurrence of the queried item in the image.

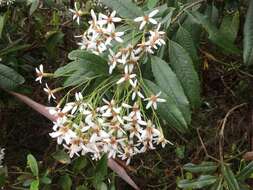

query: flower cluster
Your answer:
[48,95,172,165]
[35,6,170,165]
[0,148,5,168]
[0,0,15,6]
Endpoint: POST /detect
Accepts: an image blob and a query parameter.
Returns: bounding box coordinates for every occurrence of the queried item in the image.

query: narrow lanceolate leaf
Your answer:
[151,56,191,124]
[243,0,253,66]
[189,11,240,55]
[222,164,240,190]
[219,11,240,43]
[101,0,143,19]
[178,175,217,189]
[175,26,199,69]
[144,80,188,133]
[237,161,253,181]
[210,178,223,190]
[0,64,25,90]
[183,162,218,174]
[0,13,6,38]
[169,41,201,109]
[30,180,39,190]
[27,154,39,177]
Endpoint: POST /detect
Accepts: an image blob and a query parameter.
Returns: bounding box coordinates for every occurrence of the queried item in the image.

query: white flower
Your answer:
[108,49,121,74]
[131,80,144,100]
[147,23,166,49]
[35,64,44,84]
[0,148,5,168]
[116,67,136,85]
[43,83,56,102]
[134,9,159,30]
[66,92,86,114]
[49,125,76,145]
[156,132,173,148]
[144,91,166,110]
[126,53,139,73]
[64,137,84,158]
[69,2,83,25]
[134,41,154,55]
[105,31,124,45]
[88,9,99,30]
[98,10,122,32]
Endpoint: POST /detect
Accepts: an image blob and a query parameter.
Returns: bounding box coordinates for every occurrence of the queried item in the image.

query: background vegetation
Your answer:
[1,0,253,189]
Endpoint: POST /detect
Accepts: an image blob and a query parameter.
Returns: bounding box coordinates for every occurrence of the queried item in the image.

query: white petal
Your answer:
[149,9,159,17]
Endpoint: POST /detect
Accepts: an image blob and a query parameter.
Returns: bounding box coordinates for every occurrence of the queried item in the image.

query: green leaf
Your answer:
[243,0,253,66]
[28,0,40,15]
[101,0,143,19]
[59,174,72,190]
[52,150,71,164]
[0,44,31,56]
[178,175,217,189]
[210,178,223,190]
[77,185,88,190]
[68,50,108,75]
[237,161,253,181]
[27,154,39,177]
[45,31,64,54]
[222,164,240,190]
[63,70,93,87]
[0,64,25,90]
[151,56,191,124]
[99,182,108,190]
[73,157,87,173]
[54,61,86,77]
[219,11,240,43]
[147,0,158,9]
[0,13,6,38]
[144,80,188,133]
[40,176,52,185]
[183,162,218,174]
[30,180,39,190]
[93,155,108,188]
[175,26,199,70]
[168,41,201,109]
[189,11,240,54]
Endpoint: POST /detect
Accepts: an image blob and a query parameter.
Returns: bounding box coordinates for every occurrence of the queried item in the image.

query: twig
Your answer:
[171,0,207,23]
[197,128,220,162]
[219,103,247,163]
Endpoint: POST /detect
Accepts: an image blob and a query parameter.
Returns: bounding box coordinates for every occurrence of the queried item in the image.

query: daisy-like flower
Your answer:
[88,9,99,31]
[69,2,83,25]
[116,67,136,85]
[43,83,56,101]
[126,53,140,73]
[145,91,166,110]
[134,9,159,30]
[63,137,84,158]
[147,23,166,49]
[0,148,5,168]
[131,80,144,100]
[98,10,122,32]
[134,41,154,55]
[49,125,76,145]
[105,31,124,45]
[66,92,86,114]
[35,64,44,84]
[156,132,173,148]
[107,49,121,74]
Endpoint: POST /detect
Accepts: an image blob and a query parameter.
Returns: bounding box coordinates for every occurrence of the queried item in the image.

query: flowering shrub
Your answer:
[1,0,253,189]
[35,5,172,165]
